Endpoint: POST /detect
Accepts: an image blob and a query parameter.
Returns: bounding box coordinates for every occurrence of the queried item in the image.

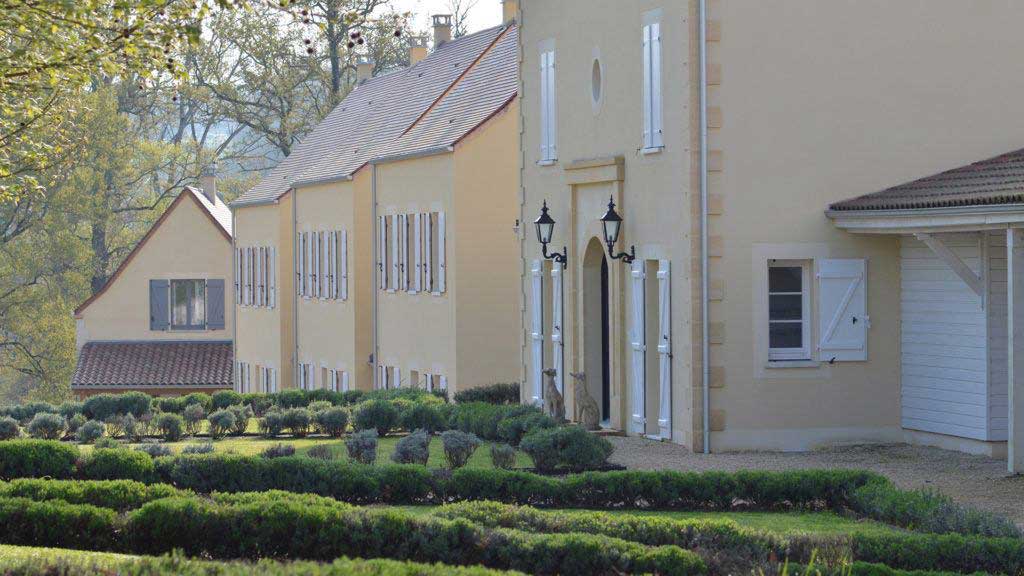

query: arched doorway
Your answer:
[582,238,611,424]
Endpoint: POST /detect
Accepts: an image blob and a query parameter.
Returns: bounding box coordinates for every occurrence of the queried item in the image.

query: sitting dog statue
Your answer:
[570,372,601,431]
[542,368,565,422]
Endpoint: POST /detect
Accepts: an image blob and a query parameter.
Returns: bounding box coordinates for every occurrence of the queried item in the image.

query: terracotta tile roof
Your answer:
[372,26,518,161]
[71,341,233,388]
[829,148,1024,211]
[232,25,509,206]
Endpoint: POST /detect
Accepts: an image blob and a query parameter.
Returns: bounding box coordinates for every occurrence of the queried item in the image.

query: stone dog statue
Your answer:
[542,368,565,422]
[570,372,601,431]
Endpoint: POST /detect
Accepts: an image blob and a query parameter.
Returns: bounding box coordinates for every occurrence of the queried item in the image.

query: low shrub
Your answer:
[135,443,172,458]
[449,403,541,441]
[392,429,431,465]
[58,401,84,419]
[242,393,274,416]
[851,479,1020,538]
[453,383,520,405]
[122,498,705,575]
[354,400,399,437]
[259,410,285,438]
[212,390,243,410]
[315,407,349,437]
[26,412,64,440]
[182,404,206,436]
[94,437,119,450]
[0,478,185,511]
[104,414,126,439]
[342,389,366,405]
[228,404,253,436]
[497,411,557,446]
[122,412,141,442]
[66,413,87,435]
[1,401,57,423]
[851,532,1024,575]
[0,416,20,440]
[155,413,184,442]
[0,497,118,550]
[307,444,335,461]
[262,444,296,459]
[81,448,155,482]
[400,402,447,433]
[520,426,613,472]
[282,408,312,437]
[0,440,78,479]
[441,430,481,469]
[345,429,378,465]
[207,409,236,439]
[180,393,213,412]
[0,552,521,575]
[308,400,333,413]
[182,442,215,454]
[275,389,308,409]
[75,420,105,444]
[490,443,517,470]
[83,392,151,421]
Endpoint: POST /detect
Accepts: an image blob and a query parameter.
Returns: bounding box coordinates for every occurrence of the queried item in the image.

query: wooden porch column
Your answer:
[1008,228,1024,473]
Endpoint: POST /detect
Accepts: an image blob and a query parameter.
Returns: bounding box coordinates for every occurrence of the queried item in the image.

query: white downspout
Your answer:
[292,190,299,388]
[699,0,711,454]
[231,210,237,391]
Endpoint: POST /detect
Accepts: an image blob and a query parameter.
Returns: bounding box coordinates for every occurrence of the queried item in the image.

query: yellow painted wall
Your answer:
[76,193,234,344]
[453,100,523,390]
[520,0,1024,451]
[233,194,294,389]
[375,153,458,388]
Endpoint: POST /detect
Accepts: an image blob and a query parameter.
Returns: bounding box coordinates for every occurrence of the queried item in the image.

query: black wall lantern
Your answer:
[534,200,568,267]
[600,196,635,263]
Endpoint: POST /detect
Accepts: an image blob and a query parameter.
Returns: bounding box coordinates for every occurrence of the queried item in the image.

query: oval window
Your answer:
[591,58,603,105]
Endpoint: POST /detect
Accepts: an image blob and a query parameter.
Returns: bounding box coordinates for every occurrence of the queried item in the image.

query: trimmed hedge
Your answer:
[453,383,520,405]
[851,532,1024,575]
[0,440,77,479]
[0,479,183,511]
[80,448,156,482]
[0,497,117,550]
[0,551,527,576]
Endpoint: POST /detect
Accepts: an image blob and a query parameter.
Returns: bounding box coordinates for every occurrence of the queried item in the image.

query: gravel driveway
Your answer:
[607,437,1024,525]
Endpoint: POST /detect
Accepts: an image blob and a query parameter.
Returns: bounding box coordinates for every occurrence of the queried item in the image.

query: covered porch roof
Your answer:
[826,148,1024,474]
[827,148,1024,233]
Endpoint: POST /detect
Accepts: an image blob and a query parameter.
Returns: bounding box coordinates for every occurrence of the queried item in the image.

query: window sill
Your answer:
[640,146,664,156]
[766,359,819,369]
[537,159,558,167]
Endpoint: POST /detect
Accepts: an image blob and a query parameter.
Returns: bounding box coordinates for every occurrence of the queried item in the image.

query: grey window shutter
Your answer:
[207,279,226,330]
[149,279,169,331]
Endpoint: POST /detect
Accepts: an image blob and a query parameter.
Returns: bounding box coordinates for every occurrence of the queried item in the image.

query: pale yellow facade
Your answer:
[233,193,295,390]
[75,191,234,346]
[518,0,1024,452]
[375,101,522,394]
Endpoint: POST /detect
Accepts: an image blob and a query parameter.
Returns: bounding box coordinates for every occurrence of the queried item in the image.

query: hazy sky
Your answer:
[389,0,504,37]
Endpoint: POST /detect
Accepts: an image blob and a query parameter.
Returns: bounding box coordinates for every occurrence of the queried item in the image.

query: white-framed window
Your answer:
[539,41,557,162]
[641,11,663,151]
[767,260,811,361]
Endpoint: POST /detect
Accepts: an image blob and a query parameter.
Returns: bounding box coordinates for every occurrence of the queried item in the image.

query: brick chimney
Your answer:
[409,36,428,66]
[200,163,217,203]
[502,0,518,24]
[432,14,452,48]
[356,58,374,84]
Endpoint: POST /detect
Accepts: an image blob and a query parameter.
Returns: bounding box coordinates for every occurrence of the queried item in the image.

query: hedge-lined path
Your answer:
[608,437,1024,525]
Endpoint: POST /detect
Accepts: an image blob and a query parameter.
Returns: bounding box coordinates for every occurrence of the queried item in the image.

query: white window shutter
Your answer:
[322,231,329,298]
[412,214,422,293]
[438,212,447,293]
[296,233,304,297]
[313,232,321,298]
[395,366,403,388]
[439,375,448,391]
[246,364,252,394]
[390,215,399,292]
[547,51,557,159]
[398,215,407,292]
[539,51,549,160]
[234,248,241,304]
[630,260,646,434]
[255,247,263,307]
[551,265,564,395]
[650,21,663,148]
[818,258,868,362]
[329,369,336,391]
[341,371,349,392]
[642,24,652,148]
[325,232,333,299]
[269,247,277,308]
[657,260,671,439]
[340,230,349,300]
[244,247,251,305]
[331,231,338,299]
[305,232,313,298]
[424,214,433,293]
[530,260,544,404]
[377,216,385,290]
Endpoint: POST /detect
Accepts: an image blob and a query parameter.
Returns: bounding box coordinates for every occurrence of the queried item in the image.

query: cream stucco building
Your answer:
[516,0,1024,470]
[72,183,235,398]
[231,10,521,396]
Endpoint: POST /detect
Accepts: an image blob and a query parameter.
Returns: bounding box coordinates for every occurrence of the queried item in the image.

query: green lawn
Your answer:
[394,506,901,537]
[0,544,136,565]
[78,434,533,469]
